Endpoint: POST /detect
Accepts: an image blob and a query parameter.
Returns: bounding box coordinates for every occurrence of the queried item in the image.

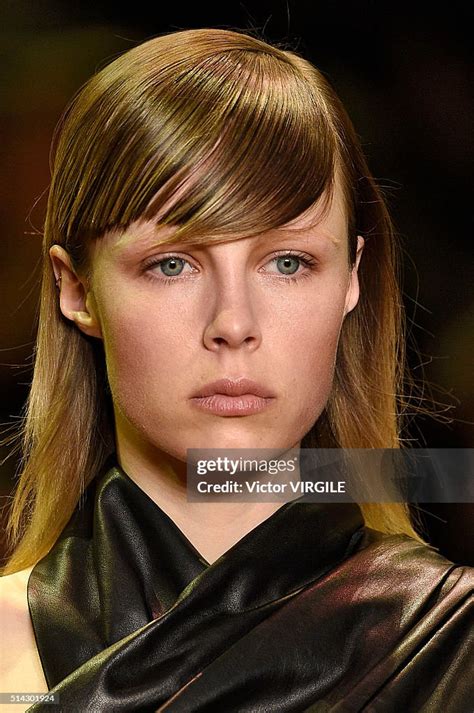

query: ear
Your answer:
[344,235,364,316]
[49,245,103,340]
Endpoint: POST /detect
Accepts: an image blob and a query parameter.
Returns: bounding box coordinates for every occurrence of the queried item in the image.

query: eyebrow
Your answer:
[274,224,342,247]
[112,224,342,256]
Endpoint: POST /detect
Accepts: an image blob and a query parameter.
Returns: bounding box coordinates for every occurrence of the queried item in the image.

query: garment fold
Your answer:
[26,458,474,712]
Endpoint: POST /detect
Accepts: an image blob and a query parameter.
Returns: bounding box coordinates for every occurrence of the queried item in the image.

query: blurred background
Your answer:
[1,1,473,563]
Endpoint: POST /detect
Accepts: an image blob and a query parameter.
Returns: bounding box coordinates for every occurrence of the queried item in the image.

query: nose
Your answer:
[202,271,262,352]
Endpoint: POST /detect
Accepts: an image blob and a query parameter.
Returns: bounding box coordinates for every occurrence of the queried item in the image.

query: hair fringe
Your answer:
[1,27,453,575]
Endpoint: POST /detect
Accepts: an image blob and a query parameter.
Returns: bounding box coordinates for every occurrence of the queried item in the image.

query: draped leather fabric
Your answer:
[26,457,474,712]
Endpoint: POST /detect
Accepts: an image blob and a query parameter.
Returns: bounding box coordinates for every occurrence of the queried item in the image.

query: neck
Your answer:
[114,435,302,565]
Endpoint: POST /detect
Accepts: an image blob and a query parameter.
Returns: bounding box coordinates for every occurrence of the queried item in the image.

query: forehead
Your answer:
[97,168,347,258]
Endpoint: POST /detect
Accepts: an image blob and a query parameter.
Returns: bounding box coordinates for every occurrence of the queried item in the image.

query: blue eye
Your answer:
[142,250,318,285]
[142,255,195,285]
[265,252,319,284]
[275,255,301,275]
[158,257,186,277]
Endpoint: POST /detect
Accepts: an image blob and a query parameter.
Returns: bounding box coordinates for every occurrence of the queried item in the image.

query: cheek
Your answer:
[94,269,349,440]
[276,287,347,422]
[97,296,190,417]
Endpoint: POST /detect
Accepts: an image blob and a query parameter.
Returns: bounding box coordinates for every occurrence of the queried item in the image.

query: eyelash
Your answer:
[142,250,319,286]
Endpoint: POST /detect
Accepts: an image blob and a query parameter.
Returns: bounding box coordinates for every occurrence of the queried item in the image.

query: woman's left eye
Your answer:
[142,251,317,285]
[264,252,317,280]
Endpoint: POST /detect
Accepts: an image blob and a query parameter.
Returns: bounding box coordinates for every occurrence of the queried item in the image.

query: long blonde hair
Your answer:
[2,27,434,575]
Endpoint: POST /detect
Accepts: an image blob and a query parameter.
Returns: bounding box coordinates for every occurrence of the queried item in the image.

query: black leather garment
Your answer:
[26,457,474,712]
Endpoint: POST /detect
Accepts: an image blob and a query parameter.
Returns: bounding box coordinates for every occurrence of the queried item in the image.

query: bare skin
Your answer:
[0,567,48,710]
[0,506,289,704]
[1,175,364,694]
[48,175,363,563]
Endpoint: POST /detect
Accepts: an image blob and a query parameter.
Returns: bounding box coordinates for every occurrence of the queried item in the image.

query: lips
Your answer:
[191,377,275,399]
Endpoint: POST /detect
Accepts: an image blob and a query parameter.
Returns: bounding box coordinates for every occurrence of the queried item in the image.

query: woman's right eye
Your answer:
[142,255,195,284]
[153,257,187,277]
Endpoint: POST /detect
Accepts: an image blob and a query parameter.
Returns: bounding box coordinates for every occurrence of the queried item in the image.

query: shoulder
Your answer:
[339,532,474,709]
[0,566,35,642]
[351,528,474,604]
[1,565,33,597]
[0,566,49,700]
[358,526,473,570]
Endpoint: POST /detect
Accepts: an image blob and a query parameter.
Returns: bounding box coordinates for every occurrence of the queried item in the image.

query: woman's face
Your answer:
[52,176,363,466]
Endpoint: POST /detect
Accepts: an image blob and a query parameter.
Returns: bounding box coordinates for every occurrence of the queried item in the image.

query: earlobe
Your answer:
[49,245,103,340]
[71,304,103,340]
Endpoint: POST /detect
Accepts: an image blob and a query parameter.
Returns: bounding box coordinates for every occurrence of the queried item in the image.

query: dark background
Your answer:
[1,1,473,563]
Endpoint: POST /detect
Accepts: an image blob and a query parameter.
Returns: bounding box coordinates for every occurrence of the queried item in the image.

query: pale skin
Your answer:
[0,175,363,700]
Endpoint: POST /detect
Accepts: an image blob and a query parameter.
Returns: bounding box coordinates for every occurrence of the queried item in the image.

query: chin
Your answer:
[185,428,294,454]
